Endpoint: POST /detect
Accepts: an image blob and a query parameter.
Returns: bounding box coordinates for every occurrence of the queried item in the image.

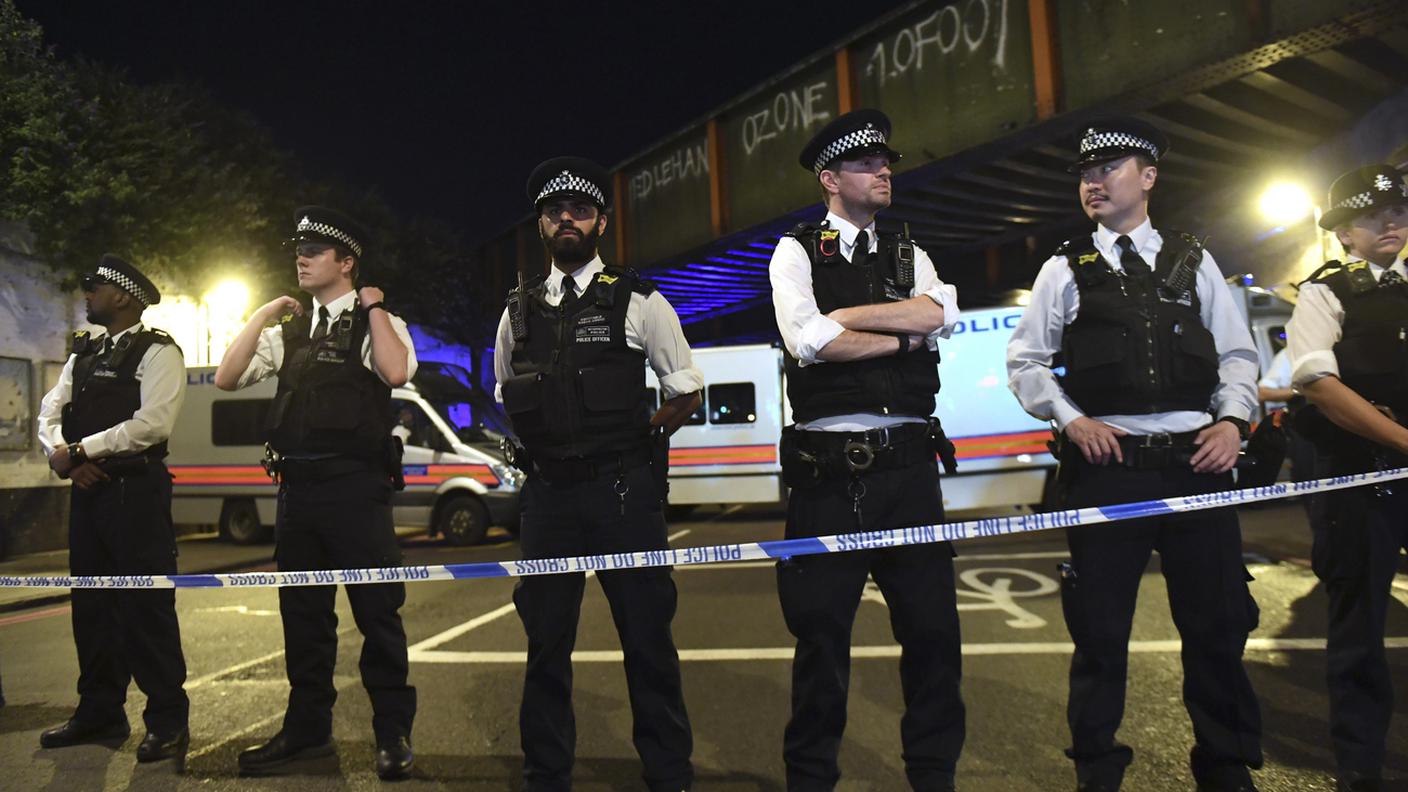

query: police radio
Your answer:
[508,268,530,342]
[891,222,916,289]
[1160,233,1208,296]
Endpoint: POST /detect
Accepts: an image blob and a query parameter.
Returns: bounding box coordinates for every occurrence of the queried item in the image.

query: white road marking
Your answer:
[410,637,1408,664]
[194,605,280,617]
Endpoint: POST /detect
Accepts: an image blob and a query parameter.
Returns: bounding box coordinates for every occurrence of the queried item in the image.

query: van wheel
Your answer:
[437,495,489,546]
[220,499,269,545]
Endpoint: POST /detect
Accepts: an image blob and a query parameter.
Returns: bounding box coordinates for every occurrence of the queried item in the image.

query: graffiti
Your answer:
[740,80,832,156]
[863,0,1010,86]
[630,140,709,202]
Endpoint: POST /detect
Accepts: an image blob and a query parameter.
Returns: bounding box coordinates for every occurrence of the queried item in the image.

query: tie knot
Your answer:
[318,306,330,322]
[560,274,577,296]
[102,336,114,354]
[1116,235,1135,253]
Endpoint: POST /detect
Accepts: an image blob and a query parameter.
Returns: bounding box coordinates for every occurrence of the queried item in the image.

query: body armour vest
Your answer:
[1308,260,1408,412]
[1058,233,1220,416]
[266,307,392,458]
[62,328,179,459]
[781,222,941,423]
[501,267,654,460]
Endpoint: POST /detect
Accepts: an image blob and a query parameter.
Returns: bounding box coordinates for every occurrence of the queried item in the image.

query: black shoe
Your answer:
[375,735,413,780]
[237,730,335,775]
[136,727,189,767]
[39,717,130,749]
[1337,771,1382,792]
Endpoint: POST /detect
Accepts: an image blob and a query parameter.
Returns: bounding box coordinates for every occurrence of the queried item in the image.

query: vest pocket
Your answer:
[502,372,544,415]
[578,365,640,412]
[1065,329,1126,375]
[1170,326,1219,385]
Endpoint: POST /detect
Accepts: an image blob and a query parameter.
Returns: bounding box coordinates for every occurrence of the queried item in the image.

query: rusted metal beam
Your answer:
[707,118,728,238]
[1028,0,1062,120]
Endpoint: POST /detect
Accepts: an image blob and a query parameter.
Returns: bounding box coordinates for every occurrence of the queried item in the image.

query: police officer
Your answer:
[769,109,964,792]
[36,254,190,767]
[214,207,417,780]
[494,157,702,792]
[1006,116,1262,792]
[1285,164,1408,792]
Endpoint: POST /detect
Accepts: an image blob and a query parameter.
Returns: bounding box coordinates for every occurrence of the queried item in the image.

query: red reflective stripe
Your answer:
[950,430,1052,460]
[668,444,777,467]
[169,465,271,486]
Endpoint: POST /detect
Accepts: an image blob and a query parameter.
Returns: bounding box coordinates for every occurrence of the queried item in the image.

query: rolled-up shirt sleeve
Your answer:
[770,237,844,365]
[1007,256,1086,429]
[235,326,282,390]
[37,355,76,457]
[1286,281,1343,389]
[913,246,959,348]
[493,308,514,404]
[635,292,703,399]
[1197,253,1259,422]
[81,342,187,458]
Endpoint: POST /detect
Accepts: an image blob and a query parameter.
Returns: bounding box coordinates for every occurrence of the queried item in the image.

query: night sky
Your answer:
[17,0,909,246]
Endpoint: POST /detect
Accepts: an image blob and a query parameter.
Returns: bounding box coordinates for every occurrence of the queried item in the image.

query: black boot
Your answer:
[237,730,335,775]
[39,717,130,749]
[136,727,190,769]
[375,735,413,780]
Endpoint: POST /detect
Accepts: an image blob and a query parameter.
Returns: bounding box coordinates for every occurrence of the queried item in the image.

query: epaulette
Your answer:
[783,220,824,239]
[143,328,176,345]
[617,266,657,296]
[1299,260,1344,286]
[70,330,99,356]
[1053,239,1077,257]
[505,274,546,304]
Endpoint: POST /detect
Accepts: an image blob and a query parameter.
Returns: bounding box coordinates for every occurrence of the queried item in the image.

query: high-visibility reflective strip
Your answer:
[169,465,272,486]
[402,464,499,487]
[950,430,1051,461]
[669,444,777,467]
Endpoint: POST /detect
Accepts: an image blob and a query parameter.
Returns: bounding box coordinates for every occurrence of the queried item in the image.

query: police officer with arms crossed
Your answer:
[495,157,702,792]
[37,254,190,768]
[1007,116,1262,792]
[1286,164,1408,792]
[214,207,417,780]
[770,109,964,792]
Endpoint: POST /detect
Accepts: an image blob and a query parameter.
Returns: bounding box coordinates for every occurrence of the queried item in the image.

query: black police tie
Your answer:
[559,274,577,304]
[1115,235,1151,278]
[852,230,870,266]
[1381,268,1404,287]
[311,306,330,342]
[101,336,114,357]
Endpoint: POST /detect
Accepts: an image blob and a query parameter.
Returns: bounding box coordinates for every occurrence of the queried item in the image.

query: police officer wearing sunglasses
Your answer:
[214,206,417,780]
[36,254,191,769]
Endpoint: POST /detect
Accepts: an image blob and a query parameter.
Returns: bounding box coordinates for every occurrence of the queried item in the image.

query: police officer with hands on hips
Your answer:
[36,254,191,768]
[1286,164,1408,792]
[1006,116,1262,792]
[770,109,965,792]
[213,207,417,780]
[495,157,702,792]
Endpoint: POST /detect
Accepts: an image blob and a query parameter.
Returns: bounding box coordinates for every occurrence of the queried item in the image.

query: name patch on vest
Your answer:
[89,367,119,380]
[1160,288,1195,307]
[574,313,612,343]
[314,348,352,364]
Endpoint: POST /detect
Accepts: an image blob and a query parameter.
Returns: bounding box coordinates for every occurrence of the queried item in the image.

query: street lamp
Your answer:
[1257,182,1314,225]
[202,278,251,365]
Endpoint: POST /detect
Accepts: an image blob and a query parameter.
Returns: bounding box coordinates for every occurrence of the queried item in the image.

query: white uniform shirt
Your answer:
[769,211,960,431]
[1286,257,1408,389]
[1007,218,1259,434]
[1258,348,1293,411]
[232,289,418,389]
[493,256,704,403]
[38,322,187,458]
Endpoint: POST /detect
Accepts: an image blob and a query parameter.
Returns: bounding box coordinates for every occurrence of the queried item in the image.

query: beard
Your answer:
[85,305,110,326]
[544,223,601,266]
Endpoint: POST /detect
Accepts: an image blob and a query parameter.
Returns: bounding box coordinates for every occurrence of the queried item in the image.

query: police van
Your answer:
[654,285,1293,515]
[168,362,523,545]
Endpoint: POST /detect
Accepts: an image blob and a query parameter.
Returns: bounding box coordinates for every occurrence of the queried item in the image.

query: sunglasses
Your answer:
[80,273,111,292]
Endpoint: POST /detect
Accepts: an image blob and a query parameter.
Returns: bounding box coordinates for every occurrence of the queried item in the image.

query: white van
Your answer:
[167,362,523,545]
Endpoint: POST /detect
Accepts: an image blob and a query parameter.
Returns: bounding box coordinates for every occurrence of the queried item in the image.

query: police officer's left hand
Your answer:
[358,287,385,308]
[1189,421,1241,474]
[68,462,110,490]
[48,446,73,477]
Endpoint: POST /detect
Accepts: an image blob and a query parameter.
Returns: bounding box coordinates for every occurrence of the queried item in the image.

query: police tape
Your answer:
[3,467,1406,591]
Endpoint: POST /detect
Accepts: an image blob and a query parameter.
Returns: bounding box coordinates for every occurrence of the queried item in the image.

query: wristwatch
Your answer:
[1217,416,1251,441]
[67,442,87,465]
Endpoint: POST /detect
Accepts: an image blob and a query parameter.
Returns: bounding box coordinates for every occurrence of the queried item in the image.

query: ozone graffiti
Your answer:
[740,80,832,156]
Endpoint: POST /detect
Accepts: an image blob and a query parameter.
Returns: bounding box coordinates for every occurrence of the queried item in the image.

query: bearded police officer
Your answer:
[1007,117,1262,792]
[36,254,190,768]
[494,157,702,792]
[214,207,417,780]
[770,109,964,792]
[1286,165,1408,792]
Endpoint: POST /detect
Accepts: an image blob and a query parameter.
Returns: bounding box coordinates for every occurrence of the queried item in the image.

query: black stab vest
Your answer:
[1057,234,1220,416]
[62,328,179,459]
[1312,260,1408,412]
[502,267,654,460]
[781,223,940,423]
[266,306,392,458]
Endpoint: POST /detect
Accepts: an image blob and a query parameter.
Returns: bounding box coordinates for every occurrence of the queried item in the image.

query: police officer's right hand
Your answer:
[1065,416,1126,466]
[256,296,303,322]
[68,462,110,490]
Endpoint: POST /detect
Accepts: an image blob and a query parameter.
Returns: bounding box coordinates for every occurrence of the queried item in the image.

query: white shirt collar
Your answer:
[825,211,877,254]
[546,256,604,298]
[108,322,144,343]
[1343,256,1408,281]
[312,289,358,319]
[1094,217,1155,258]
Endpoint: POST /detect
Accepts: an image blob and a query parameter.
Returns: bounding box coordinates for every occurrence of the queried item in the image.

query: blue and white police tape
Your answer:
[3,466,1405,591]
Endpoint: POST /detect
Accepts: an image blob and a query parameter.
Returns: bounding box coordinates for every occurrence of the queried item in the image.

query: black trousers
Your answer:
[67,464,189,732]
[1059,458,1262,788]
[274,469,415,742]
[778,460,964,792]
[514,462,693,792]
[1312,455,1408,778]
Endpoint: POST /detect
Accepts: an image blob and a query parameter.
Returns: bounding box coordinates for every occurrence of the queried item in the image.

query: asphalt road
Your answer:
[1,501,1405,791]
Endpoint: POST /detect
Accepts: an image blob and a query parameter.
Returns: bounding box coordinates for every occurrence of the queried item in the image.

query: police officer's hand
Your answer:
[1190,421,1240,474]
[358,287,385,308]
[1066,417,1126,466]
[257,295,303,322]
[48,446,73,477]
[68,462,110,490]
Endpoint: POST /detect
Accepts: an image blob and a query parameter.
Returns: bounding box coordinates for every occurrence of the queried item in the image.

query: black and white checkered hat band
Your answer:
[536,171,606,207]
[1080,131,1159,160]
[1334,191,1375,212]
[97,265,151,307]
[814,128,889,174]
[296,217,363,257]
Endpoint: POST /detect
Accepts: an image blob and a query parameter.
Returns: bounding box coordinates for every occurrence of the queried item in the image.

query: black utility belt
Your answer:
[782,422,935,487]
[531,443,654,485]
[1101,431,1203,470]
[276,455,380,483]
[94,454,162,478]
